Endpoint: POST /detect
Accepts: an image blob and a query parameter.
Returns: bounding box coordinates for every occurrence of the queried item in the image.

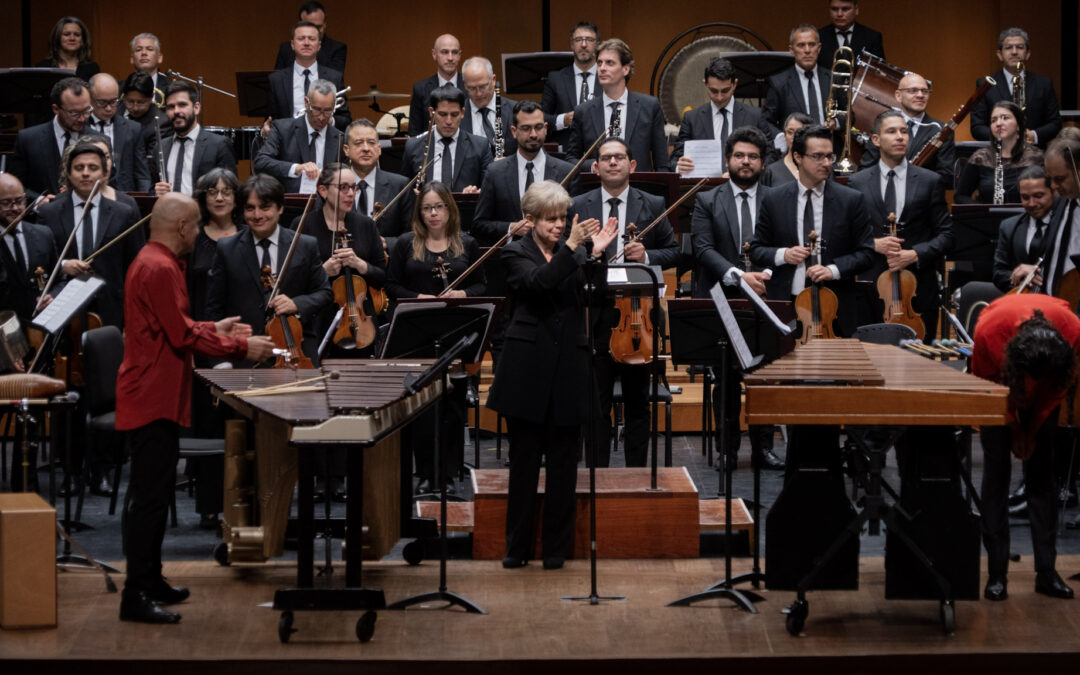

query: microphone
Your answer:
[165,69,180,79]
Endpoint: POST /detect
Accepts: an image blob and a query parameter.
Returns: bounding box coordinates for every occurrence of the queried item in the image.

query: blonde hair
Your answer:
[521,180,572,219]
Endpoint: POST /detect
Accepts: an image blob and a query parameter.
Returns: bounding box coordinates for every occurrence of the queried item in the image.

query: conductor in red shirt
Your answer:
[972,294,1078,602]
[116,193,275,623]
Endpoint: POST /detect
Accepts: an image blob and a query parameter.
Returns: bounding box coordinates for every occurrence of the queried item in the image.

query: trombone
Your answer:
[334,86,351,112]
[825,45,857,176]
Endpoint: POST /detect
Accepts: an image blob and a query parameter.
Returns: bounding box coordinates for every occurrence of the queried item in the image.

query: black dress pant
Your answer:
[981,416,1059,576]
[504,417,579,561]
[715,368,773,462]
[412,375,467,483]
[592,355,651,467]
[124,419,179,595]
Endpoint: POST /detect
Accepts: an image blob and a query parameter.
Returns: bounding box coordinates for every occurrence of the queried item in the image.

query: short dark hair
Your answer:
[1003,309,1076,412]
[194,168,241,224]
[298,1,325,17]
[51,77,89,107]
[704,57,736,83]
[346,118,377,135]
[79,133,112,154]
[512,99,543,126]
[570,21,599,39]
[1018,165,1051,188]
[784,111,814,129]
[317,161,352,186]
[428,84,466,110]
[64,141,106,175]
[596,38,634,80]
[792,124,833,158]
[998,27,1029,50]
[724,126,768,160]
[164,81,200,105]
[1047,137,1080,176]
[598,137,633,161]
[121,71,155,98]
[872,109,905,136]
[293,20,320,39]
[241,174,285,209]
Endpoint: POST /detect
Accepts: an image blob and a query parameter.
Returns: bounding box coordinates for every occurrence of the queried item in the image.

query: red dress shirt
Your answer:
[116,241,247,430]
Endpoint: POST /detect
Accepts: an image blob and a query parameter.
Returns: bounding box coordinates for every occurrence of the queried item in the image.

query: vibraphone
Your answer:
[743,339,1009,635]
[196,359,441,642]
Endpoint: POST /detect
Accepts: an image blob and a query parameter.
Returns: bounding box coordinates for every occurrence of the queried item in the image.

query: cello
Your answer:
[608,224,654,365]
[875,213,925,337]
[794,231,839,345]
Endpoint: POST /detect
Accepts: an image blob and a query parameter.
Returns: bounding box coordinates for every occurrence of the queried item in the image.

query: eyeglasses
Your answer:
[93,97,122,109]
[598,153,628,163]
[421,203,448,214]
[207,188,234,198]
[515,124,545,134]
[307,105,335,117]
[60,107,93,119]
[329,183,357,192]
[0,195,26,209]
[804,152,836,163]
[898,87,930,96]
[464,83,492,94]
[572,36,597,44]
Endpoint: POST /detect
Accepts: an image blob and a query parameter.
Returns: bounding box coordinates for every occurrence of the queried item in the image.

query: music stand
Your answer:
[501,52,574,95]
[0,68,70,116]
[236,71,273,119]
[725,52,795,104]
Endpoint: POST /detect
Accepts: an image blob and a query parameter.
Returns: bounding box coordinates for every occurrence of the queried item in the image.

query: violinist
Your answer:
[849,110,953,340]
[570,137,678,468]
[0,173,58,327]
[204,174,332,366]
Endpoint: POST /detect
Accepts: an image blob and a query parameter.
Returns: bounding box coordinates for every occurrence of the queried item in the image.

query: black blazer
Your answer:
[858,114,955,187]
[541,64,600,147]
[848,163,953,314]
[761,66,831,138]
[566,92,670,172]
[671,100,769,163]
[0,221,59,324]
[204,226,333,341]
[817,23,886,69]
[970,69,1062,148]
[38,191,144,328]
[570,187,680,269]
[461,97,518,158]
[106,115,153,192]
[472,153,577,246]
[749,179,875,336]
[363,168,414,238]
[9,121,63,200]
[408,72,465,137]
[274,35,347,73]
[267,65,350,131]
[690,182,770,297]
[991,197,1067,292]
[399,130,492,193]
[486,234,602,426]
[159,127,237,188]
[253,116,343,193]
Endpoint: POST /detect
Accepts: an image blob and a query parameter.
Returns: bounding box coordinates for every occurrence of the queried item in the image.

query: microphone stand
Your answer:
[165,69,236,125]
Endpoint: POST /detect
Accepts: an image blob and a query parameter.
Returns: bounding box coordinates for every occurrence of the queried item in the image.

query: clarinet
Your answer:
[1013,61,1026,113]
[993,138,1005,205]
[493,81,504,160]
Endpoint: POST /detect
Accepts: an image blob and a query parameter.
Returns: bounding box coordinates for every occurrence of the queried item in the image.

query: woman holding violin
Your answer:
[487,181,617,569]
[295,163,386,357]
[956,101,1043,204]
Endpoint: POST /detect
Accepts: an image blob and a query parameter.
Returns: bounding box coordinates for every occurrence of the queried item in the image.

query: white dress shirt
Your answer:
[167,123,200,195]
[253,225,283,275]
[72,192,103,259]
[292,62,320,117]
[878,158,908,219]
[601,90,630,139]
[556,64,598,131]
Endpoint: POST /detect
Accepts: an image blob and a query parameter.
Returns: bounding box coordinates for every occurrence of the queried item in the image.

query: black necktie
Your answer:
[63,131,71,148]
[802,189,815,243]
[607,197,621,257]
[884,169,897,217]
[739,192,753,247]
[480,107,495,141]
[10,229,27,275]
[805,70,820,123]
[907,119,916,142]
[839,30,851,47]
[302,69,311,102]
[1029,217,1046,261]
[172,136,188,192]
[99,120,107,134]
[718,108,729,172]
[609,102,622,138]
[309,131,319,161]
[580,72,590,104]
[80,202,95,259]
[524,161,535,190]
[440,136,454,186]
[259,238,272,273]
[357,179,368,215]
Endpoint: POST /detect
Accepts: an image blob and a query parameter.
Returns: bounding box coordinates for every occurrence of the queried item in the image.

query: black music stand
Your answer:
[236,71,273,119]
[0,68,70,116]
[386,332,486,615]
[501,52,574,95]
[725,52,795,104]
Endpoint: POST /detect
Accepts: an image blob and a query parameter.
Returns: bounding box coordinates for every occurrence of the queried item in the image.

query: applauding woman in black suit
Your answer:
[487,180,617,570]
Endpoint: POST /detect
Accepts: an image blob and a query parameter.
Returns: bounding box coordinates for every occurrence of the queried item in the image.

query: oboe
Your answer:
[993,137,1005,205]
[493,81,504,159]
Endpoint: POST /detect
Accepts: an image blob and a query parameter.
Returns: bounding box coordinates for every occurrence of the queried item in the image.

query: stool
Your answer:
[612,377,673,467]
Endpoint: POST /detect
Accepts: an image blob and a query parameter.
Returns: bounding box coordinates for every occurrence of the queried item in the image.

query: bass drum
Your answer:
[204,126,262,161]
[848,53,924,165]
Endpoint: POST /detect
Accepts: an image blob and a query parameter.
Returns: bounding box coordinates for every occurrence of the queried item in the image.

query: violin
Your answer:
[261,265,313,369]
[54,310,103,387]
[609,224,655,365]
[330,231,377,349]
[433,255,451,290]
[875,213,925,338]
[794,231,838,345]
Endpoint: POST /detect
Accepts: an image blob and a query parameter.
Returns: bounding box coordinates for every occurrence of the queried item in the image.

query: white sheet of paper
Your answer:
[32,275,107,334]
[606,268,629,284]
[298,172,318,194]
[685,140,726,178]
[738,278,794,335]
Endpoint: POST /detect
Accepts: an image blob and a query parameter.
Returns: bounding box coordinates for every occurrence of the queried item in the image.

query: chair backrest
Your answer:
[955,281,1003,338]
[82,326,123,415]
[852,322,917,346]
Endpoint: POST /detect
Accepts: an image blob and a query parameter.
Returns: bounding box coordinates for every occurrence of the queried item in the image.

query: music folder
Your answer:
[30,274,105,335]
[709,283,763,372]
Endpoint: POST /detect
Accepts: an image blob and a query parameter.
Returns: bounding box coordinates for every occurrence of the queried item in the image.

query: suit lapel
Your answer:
[192,130,208,178]
[720,185,741,252]
[453,134,469,183]
[95,199,114,250]
[699,104,715,140]
[462,101,475,135]
[590,99,605,138]
[507,156,521,210]
[623,94,639,141]
[276,226,294,275]
[239,230,263,294]
[626,189,646,234]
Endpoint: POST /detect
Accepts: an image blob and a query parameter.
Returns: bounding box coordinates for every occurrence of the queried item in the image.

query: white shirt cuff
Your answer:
[827,264,840,280]
[556,113,568,131]
[774,248,787,267]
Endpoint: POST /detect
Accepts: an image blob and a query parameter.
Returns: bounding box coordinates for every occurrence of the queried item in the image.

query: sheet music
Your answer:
[738,278,794,335]
[31,275,106,334]
[684,140,726,178]
[298,172,318,194]
[709,282,758,371]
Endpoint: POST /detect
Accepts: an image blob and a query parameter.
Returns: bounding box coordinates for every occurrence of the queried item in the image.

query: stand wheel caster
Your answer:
[402,539,423,566]
[213,542,230,566]
[785,599,808,636]
[278,611,295,643]
[940,600,955,634]
[356,611,376,642]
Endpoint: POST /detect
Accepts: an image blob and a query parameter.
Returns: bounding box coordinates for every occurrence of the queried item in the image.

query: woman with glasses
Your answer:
[36,17,99,80]
[762,112,813,186]
[956,101,1043,204]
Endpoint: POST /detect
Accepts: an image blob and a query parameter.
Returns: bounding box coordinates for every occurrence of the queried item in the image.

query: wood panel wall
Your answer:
[6,1,1073,141]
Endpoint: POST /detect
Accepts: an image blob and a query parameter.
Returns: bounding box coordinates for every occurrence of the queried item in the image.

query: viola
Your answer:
[794,230,839,345]
[330,232,377,349]
[874,213,925,338]
[261,265,313,369]
[609,224,656,365]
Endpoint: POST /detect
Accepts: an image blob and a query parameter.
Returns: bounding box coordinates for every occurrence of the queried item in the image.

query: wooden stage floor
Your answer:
[4,556,1080,674]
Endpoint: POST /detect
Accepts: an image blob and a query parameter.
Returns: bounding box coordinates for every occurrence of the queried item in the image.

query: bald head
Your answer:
[432,34,461,80]
[0,173,26,226]
[461,56,495,107]
[895,73,930,116]
[89,73,121,122]
[150,192,201,254]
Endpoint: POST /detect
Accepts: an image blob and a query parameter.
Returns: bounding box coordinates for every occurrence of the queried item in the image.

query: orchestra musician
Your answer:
[1044,138,1080,293]
[690,125,785,470]
[87,73,151,193]
[849,110,954,340]
[541,21,600,150]
[816,0,885,69]
[386,181,485,494]
[153,82,237,196]
[460,56,516,158]
[273,2,347,73]
[991,166,1066,295]
[204,174,333,366]
[35,16,100,81]
[572,137,678,468]
[565,38,670,173]
[970,27,1062,148]
[74,135,142,214]
[409,34,465,137]
[761,26,830,147]
[9,76,91,200]
[129,33,170,99]
[399,85,492,194]
[973,294,1077,601]
[266,21,350,133]
[761,112,811,187]
[956,101,1043,204]
[120,71,170,181]
[487,180,617,570]
[117,192,274,624]
[255,79,343,194]
[343,119,413,239]
[0,173,57,326]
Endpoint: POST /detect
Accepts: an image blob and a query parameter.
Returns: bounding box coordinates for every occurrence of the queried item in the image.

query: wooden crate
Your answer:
[0,493,56,629]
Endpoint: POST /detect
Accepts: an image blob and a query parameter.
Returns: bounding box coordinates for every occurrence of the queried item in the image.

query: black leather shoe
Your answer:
[1008,500,1029,519]
[542,556,565,570]
[1035,571,1074,599]
[89,476,113,497]
[752,448,786,471]
[415,478,433,495]
[149,580,190,605]
[984,575,1008,601]
[1008,482,1027,506]
[120,592,182,623]
[501,556,527,569]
